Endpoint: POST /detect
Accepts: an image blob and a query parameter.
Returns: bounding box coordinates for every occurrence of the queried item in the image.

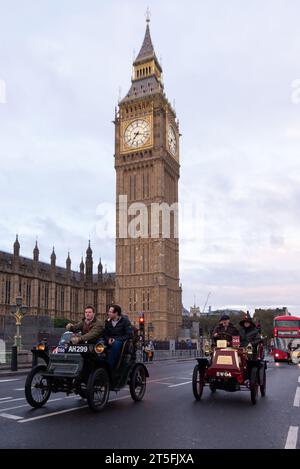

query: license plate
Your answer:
[66,345,88,353]
[57,346,66,354]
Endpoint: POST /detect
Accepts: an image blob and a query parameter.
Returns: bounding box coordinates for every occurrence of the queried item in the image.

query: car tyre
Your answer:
[250,367,258,405]
[25,365,51,408]
[87,368,110,412]
[259,364,266,397]
[192,364,206,401]
[129,364,147,402]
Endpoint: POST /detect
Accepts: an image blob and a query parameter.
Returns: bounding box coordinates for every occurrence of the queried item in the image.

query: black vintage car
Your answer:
[25,332,149,412]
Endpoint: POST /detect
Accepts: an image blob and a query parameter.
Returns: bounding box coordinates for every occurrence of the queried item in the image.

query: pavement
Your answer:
[0,358,299,449]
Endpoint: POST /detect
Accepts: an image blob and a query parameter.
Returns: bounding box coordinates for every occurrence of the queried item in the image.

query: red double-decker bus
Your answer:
[273,315,300,361]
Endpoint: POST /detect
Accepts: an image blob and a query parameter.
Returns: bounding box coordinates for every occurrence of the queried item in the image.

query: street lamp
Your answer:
[10,296,29,351]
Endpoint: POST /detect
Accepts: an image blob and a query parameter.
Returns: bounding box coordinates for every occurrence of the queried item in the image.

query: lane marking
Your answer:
[14,388,25,391]
[147,377,175,383]
[0,413,23,421]
[285,426,299,449]
[168,381,192,388]
[0,397,25,403]
[19,394,132,423]
[293,387,300,407]
[0,397,12,401]
[19,405,89,422]
[298,376,300,383]
[0,404,29,412]
[151,381,175,386]
[176,377,194,380]
[0,395,79,412]
[0,379,20,383]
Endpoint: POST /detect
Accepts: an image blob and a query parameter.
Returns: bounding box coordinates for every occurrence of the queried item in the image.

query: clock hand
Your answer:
[132,131,140,141]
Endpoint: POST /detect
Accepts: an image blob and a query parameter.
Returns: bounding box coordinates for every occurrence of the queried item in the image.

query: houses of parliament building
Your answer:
[0,15,183,340]
[0,236,115,324]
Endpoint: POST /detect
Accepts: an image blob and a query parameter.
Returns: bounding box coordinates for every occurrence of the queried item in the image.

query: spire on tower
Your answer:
[33,240,39,262]
[13,234,20,257]
[51,246,56,269]
[66,251,71,270]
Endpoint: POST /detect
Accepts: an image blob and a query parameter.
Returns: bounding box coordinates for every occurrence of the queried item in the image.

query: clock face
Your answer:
[168,125,177,156]
[124,119,151,149]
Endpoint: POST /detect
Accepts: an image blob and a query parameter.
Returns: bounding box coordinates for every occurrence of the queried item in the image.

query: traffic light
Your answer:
[139,313,145,334]
[199,324,203,336]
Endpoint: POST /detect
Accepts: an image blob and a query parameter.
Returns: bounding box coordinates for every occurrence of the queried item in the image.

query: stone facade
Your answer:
[0,236,115,324]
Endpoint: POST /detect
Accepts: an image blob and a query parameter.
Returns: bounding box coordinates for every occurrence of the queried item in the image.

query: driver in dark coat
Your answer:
[101,304,133,369]
[239,318,262,347]
[212,315,239,345]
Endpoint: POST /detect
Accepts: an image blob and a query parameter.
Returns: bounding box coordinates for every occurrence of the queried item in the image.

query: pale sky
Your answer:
[1,0,300,314]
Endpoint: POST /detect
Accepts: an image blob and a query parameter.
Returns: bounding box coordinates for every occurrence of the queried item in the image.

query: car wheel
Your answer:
[260,365,266,397]
[25,365,51,408]
[87,368,110,412]
[192,364,206,401]
[129,364,147,402]
[250,367,258,405]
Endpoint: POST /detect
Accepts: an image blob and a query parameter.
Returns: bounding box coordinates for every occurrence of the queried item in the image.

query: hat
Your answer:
[219,314,230,322]
[239,318,256,328]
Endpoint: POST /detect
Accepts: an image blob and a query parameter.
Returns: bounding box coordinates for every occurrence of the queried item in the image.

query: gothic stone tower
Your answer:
[114,17,182,340]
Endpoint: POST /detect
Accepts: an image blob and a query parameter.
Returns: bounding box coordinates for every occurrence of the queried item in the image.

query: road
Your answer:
[0,358,299,449]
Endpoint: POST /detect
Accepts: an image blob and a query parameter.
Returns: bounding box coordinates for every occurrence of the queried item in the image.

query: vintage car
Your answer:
[25,331,149,412]
[192,333,267,405]
[289,339,300,365]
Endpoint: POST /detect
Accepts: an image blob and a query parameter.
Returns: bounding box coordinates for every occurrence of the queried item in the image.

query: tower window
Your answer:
[5,279,11,304]
[26,283,31,307]
[45,284,49,309]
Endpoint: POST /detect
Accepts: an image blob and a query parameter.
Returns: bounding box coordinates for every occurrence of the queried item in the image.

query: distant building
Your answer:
[189,304,201,317]
[201,308,245,317]
[182,307,189,317]
[254,307,289,317]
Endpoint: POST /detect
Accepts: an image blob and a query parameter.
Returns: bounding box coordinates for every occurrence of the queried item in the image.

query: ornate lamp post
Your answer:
[10,296,28,351]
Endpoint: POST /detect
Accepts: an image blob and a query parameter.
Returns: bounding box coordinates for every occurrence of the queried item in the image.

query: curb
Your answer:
[0,369,31,378]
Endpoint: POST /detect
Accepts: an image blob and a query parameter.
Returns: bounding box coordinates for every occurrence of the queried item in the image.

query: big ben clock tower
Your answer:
[114,14,182,340]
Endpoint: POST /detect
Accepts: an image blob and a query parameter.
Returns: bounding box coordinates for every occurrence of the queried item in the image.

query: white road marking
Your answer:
[176,377,194,380]
[0,404,28,412]
[0,397,25,403]
[147,377,175,383]
[0,413,23,421]
[14,388,25,391]
[293,387,300,407]
[298,376,300,383]
[168,381,192,388]
[285,426,299,449]
[0,395,79,412]
[0,379,20,383]
[19,394,132,423]
[19,405,89,422]
[151,382,175,386]
[0,397,12,401]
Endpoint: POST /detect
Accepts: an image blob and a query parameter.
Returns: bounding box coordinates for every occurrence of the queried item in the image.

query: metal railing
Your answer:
[137,348,201,362]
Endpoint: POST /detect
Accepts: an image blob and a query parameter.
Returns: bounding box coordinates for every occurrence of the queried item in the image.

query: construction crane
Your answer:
[202,292,211,315]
